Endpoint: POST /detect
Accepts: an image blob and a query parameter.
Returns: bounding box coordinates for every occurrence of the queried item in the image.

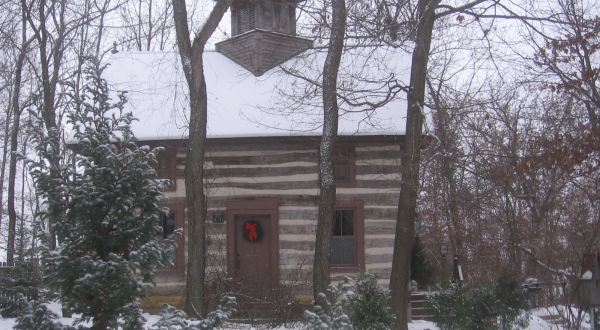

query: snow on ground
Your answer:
[1,301,589,329]
[0,312,564,330]
[530,305,593,330]
[0,317,444,329]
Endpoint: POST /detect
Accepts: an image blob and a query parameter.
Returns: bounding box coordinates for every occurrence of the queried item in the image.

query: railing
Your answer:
[0,287,38,307]
[0,261,15,269]
[0,262,40,312]
[523,281,570,309]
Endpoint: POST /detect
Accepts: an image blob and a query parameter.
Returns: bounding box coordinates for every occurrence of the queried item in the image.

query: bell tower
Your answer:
[216,0,312,76]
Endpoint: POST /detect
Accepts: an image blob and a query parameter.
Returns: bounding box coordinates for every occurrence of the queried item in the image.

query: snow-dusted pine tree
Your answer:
[150,296,236,330]
[30,57,176,330]
[304,277,355,330]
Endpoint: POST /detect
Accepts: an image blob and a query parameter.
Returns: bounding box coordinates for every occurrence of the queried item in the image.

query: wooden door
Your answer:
[233,214,275,289]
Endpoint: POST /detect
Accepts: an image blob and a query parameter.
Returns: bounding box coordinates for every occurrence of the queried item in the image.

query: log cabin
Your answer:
[104,0,411,310]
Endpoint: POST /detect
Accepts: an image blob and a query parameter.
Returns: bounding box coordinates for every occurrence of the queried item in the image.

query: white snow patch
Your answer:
[0,310,567,330]
[582,270,593,279]
[103,50,410,141]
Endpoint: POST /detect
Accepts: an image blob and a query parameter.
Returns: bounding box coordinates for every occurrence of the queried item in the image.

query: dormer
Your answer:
[216,0,312,76]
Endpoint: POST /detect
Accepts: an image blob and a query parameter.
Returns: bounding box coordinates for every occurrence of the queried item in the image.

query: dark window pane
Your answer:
[333,210,354,236]
[159,210,177,268]
[334,148,353,184]
[162,211,176,239]
[335,161,349,180]
[341,210,354,236]
[333,211,342,235]
[330,238,356,265]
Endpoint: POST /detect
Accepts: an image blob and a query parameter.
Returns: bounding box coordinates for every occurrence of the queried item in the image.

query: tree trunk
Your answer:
[428,82,464,256]
[91,315,109,330]
[17,116,30,262]
[172,0,232,317]
[23,0,68,250]
[390,0,439,328]
[312,0,346,299]
[7,10,29,265]
[0,86,13,237]
[17,168,26,262]
[6,100,22,266]
[147,0,153,51]
[184,57,209,317]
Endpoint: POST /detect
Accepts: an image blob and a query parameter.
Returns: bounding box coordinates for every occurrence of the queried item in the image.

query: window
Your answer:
[161,210,177,267]
[159,204,184,273]
[156,147,177,191]
[162,211,176,239]
[331,209,356,265]
[334,147,355,187]
[330,201,364,271]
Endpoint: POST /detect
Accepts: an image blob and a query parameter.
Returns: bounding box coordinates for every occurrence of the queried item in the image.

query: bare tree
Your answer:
[530,0,599,128]
[389,0,439,326]
[171,0,232,317]
[6,2,34,265]
[21,0,71,250]
[0,1,21,243]
[119,0,174,51]
[313,0,346,299]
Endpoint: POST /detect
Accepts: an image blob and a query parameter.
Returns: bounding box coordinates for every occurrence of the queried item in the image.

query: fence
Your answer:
[0,262,40,313]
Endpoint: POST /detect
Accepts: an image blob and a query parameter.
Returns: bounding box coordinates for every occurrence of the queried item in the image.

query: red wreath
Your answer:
[242,220,263,242]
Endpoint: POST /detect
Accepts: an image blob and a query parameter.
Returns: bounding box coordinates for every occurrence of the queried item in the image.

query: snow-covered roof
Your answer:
[104,49,410,140]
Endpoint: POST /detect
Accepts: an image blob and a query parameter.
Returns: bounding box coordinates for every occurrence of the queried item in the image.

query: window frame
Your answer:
[158,147,178,192]
[158,202,185,274]
[330,200,365,273]
[225,198,280,288]
[333,146,356,188]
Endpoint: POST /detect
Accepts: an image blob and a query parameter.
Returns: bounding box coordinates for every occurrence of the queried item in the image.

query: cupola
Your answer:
[216,0,312,76]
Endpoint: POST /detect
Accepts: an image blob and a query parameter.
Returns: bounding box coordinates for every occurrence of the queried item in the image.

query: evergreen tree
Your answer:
[150,296,236,330]
[349,273,394,330]
[411,236,434,289]
[304,277,355,330]
[14,299,70,330]
[30,58,175,330]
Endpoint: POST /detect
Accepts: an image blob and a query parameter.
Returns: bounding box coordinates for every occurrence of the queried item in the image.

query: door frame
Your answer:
[226,198,280,288]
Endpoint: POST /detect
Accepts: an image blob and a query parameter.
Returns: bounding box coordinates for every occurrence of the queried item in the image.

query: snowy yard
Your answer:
[0,301,593,330]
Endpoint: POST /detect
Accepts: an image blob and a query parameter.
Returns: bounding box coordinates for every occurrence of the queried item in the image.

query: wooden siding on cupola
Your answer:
[230,0,298,36]
[151,136,403,294]
[216,0,312,76]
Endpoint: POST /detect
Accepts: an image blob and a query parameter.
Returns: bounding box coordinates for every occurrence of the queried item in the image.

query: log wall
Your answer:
[153,136,402,293]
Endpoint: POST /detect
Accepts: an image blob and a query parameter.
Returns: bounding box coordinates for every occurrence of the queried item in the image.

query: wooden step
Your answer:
[539,314,567,325]
[410,292,434,322]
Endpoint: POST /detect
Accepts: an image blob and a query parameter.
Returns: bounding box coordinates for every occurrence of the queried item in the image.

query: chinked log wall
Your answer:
[158,137,402,290]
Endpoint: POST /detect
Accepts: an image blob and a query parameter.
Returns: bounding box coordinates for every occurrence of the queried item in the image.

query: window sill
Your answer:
[335,180,356,188]
[330,265,364,273]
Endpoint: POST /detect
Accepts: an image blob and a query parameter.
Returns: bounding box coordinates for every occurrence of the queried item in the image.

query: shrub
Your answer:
[349,273,394,330]
[305,273,394,330]
[0,263,41,317]
[411,236,434,289]
[30,58,175,330]
[428,277,529,330]
[150,295,236,330]
[14,300,71,330]
[428,285,473,329]
[304,278,355,330]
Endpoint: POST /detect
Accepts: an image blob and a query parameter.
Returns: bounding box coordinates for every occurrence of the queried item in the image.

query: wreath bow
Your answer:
[242,220,263,242]
[244,222,259,241]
